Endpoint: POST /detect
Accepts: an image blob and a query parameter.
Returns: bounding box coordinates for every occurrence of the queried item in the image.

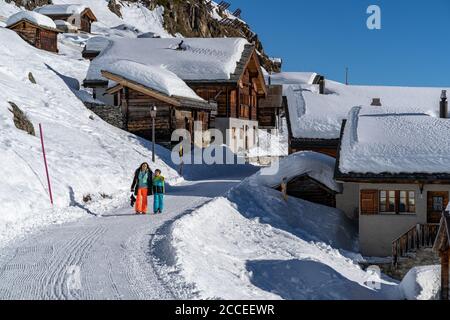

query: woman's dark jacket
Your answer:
[131,168,153,196]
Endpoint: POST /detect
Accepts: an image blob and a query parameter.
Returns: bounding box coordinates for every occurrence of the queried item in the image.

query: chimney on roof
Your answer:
[371,98,382,107]
[318,76,325,94]
[440,90,448,119]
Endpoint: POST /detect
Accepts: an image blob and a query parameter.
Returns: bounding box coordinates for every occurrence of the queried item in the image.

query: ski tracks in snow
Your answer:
[0,179,239,300]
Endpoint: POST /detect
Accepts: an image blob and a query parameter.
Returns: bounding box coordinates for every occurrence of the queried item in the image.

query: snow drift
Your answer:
[159,152,405,300]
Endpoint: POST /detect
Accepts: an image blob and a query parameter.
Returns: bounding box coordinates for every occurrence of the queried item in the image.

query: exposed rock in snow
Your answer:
[6,10,57,29]
[400,265,440,300]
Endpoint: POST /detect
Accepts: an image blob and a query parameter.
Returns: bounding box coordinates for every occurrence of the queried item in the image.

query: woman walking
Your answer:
[152,169,165,214]
[131,163,153,215]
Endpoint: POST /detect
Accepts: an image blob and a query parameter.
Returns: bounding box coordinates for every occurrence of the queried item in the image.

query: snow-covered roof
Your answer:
[250,151,342,193]
[84,36,111,53]
[6,11,57,30]
[34,4,87,16]
[102,60,204,101]
[86,37,249,83]
[339,107,450,175]
[279,73,449,140]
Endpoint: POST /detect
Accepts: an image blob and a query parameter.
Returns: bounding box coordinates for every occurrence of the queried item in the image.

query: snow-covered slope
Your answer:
[278,73,448,140]
[0,27,180,247]
[157,152,406,300]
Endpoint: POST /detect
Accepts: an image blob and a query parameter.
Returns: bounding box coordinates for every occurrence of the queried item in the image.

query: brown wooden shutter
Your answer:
[360,190,379,215]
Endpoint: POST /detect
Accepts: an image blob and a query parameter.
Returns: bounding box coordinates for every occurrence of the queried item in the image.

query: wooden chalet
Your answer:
[257,85,284,129]
[84,39,267,153]
[6,15,60,53]
[276,174,339,207]
[285,102,338,157]
[35,5,97,33]
[186,44,267,122]
[101,70,216,149]
[433,210,450,300]
[334,111,450,258]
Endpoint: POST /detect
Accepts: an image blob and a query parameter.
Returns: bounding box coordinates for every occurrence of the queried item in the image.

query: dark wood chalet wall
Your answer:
[290,145,338,158]
[120,88,209,147]
[277,175,337,207]
[258,85,283,128]
[9,22,58,53]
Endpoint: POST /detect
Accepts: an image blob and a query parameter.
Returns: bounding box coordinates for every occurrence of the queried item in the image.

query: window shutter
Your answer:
[360,190,379,215]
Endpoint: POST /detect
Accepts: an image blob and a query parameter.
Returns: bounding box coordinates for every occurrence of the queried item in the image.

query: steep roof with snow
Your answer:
[278,73,449,140]
[102,60,204,101]
[6,11,57,30]
[338,107,450,177]
[34,4,88,16]
[250,151,342,193]
[85,37,249,83]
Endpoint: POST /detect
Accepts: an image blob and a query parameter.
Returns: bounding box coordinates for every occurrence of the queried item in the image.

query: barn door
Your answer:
[427,191,449,223]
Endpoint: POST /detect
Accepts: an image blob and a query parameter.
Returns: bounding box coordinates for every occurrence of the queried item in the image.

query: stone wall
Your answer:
[84,103,124,130]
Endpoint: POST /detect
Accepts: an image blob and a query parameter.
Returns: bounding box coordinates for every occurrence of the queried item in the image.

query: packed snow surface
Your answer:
[0,27,180,247]
[34,4,88,15]
[339,107,450,174]
[86,37,248,82]
[399,265,440,300]
[102,60,204,101]
[250,151,342,192]
[6,10,57,30]
[163,152,406,300]
[278,74,448,139]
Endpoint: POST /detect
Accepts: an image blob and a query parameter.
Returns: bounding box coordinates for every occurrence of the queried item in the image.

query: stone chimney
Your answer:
[440,90,448,119]
[371,98,382,107]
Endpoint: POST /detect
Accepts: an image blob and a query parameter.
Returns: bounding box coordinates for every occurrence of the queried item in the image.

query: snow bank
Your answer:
[0,27,180,247]
[250,151,342,192]
[34,4,87,16]
[167,192,400,299]
[158,151,407,299]
[6,10,57,30]
[278,73,448,139]
[399,266,440,300]
[339,107,450,174]
[102,60,203,101]
[86,37,248,82]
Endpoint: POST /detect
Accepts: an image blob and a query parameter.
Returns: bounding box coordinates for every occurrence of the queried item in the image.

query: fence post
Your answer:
[39,123,53,206]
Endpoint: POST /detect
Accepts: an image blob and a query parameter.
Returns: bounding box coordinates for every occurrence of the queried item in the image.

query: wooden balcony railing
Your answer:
[392,223,439,269]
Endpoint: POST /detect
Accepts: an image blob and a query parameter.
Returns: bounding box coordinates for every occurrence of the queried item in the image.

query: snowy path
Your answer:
[0,179,240,300]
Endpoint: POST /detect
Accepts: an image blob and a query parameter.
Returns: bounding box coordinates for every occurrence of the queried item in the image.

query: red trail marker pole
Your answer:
[39,123,53,205]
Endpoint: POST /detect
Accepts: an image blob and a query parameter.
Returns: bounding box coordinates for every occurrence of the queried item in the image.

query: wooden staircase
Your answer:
[392,223,439,269]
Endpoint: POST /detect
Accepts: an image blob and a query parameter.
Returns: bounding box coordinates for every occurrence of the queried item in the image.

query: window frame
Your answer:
[379,190,416,214]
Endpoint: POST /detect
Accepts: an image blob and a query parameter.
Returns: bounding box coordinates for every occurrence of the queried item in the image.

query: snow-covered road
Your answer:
[0,179,240,300]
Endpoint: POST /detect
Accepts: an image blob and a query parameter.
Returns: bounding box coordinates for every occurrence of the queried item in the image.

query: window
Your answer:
[433,196,444,211]
[379,190,416,214]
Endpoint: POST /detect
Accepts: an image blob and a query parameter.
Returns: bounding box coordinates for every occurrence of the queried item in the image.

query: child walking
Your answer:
[152,169,165,214]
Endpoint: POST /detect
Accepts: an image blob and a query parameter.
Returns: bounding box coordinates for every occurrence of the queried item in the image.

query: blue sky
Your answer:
[231,0,450,87]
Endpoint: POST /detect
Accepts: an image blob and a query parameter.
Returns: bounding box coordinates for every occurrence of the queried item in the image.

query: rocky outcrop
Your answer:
[8,101,35,136]
[5,0,51,11]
